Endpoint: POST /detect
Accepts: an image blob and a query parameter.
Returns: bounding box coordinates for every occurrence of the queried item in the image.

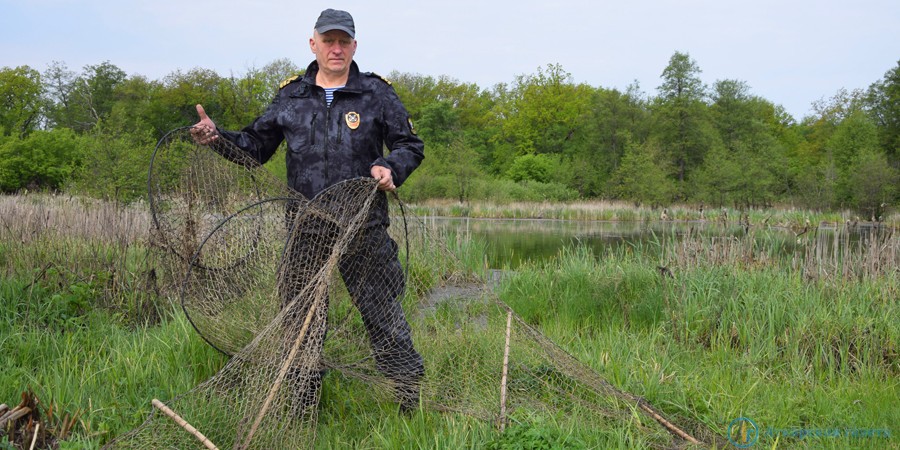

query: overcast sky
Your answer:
[2,0,898,120]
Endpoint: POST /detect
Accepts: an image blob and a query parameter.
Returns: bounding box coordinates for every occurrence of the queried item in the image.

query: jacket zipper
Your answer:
[336,110,343,145]
[324,103,331,182]
[309,113,317,145]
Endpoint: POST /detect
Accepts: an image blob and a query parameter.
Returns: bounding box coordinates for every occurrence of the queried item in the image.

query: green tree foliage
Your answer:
[393,73,503,203]
[390,73,490,132]
[42,61,128,132]
[405,99,486,203]
[506,153,554,183]
[610,139,674,206]
[3,54,896,210]
[79,62,128,125]
[108,75,165,138]
[42,61,78,130]
[157,68,223,130]
[0,128,83,192]
[793,161,838,211]
[68,124,154,202]
[497,64,593,159]
[694,144,740,206]
[0,65,43,137]
[849,147,898,219]
[652,52,716,196]
[866,60,900,165]
[217,59,300,130]
[827,111,880,204]
[788,89,865,208]
[562,84,650,197]
[701,80,789,207]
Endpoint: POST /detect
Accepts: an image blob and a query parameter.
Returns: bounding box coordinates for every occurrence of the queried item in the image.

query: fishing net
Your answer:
[106,127,713,449]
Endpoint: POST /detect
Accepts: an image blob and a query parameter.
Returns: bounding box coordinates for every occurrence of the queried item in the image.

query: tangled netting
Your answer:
[106,127,713,449]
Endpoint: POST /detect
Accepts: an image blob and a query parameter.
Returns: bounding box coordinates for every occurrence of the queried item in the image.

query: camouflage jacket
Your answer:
[217,60,425,223]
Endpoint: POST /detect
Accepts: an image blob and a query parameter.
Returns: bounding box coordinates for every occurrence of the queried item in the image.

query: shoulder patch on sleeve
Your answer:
[279,74,302,89]
[365,72,392,86]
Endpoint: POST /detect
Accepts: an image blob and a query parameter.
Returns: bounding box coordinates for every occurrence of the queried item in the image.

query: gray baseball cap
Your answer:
[315,9,355,38]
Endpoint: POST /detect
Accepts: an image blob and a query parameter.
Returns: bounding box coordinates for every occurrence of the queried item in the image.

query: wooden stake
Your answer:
[240,293,322,449]
[151,399,219,450]
[499,310,513,431]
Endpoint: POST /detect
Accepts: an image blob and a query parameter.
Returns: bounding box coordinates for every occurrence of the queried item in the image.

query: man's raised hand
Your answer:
[190,104,218,145]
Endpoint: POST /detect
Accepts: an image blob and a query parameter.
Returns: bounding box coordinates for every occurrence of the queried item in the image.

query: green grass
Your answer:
[0,299,226,446]
[2,195,897,449]
[499,245,898,449]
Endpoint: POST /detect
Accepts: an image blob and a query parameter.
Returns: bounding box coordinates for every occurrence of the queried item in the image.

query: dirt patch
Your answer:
[416,270,511,330]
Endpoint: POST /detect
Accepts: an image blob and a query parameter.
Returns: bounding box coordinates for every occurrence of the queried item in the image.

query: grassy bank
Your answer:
[1,194,898,448]
[501,241,897,448]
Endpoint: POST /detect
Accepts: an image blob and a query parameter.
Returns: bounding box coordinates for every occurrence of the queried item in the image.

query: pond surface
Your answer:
[420,217,742,268]
[419,217,888,269]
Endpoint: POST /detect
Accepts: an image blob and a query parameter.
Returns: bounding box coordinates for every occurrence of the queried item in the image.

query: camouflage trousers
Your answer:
[279,220,424,407]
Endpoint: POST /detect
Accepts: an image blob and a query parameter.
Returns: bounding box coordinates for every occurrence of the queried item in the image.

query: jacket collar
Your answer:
[302,60,363,93]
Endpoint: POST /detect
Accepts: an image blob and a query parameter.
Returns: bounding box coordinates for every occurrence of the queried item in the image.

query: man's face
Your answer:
[310,30,357,77]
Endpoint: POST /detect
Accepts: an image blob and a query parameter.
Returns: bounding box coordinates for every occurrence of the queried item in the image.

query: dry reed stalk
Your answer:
[0,194,149,244]
[29,423,39,450]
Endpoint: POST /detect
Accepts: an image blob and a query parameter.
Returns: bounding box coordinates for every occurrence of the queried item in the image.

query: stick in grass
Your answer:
[638,402,699,445]
[499,310,513,431]
[151,399,219,450]
[29,423,40,450]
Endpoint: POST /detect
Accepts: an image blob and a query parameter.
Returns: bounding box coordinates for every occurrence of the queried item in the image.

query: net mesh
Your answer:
[105,127,712,449]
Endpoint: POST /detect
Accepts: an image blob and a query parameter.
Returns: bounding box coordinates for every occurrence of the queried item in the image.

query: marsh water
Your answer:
[421,217,736,268]
[419,217,887,269]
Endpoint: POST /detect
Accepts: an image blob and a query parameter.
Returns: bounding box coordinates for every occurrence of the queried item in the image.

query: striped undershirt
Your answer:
[324,86,344,106]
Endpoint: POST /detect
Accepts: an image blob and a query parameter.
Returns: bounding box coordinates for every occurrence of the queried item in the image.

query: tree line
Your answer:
[0,53,897,217]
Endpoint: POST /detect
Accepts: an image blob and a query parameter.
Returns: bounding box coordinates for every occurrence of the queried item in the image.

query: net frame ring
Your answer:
[148,126,265,272]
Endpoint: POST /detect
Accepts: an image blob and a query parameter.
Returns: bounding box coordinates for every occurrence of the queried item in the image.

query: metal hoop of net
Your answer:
[148,126,295,271]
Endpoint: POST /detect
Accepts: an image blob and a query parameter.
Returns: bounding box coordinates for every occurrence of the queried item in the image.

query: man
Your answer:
[191,8,425,412]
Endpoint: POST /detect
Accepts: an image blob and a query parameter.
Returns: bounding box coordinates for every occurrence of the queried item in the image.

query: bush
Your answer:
[0,129,84,192]
[506,154,554,183]
[68,127,155,203]
[468,179,578,203]
[400,172,457,203]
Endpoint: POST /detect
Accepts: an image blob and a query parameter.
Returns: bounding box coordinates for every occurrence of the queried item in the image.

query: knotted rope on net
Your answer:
[106,127,714,449]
